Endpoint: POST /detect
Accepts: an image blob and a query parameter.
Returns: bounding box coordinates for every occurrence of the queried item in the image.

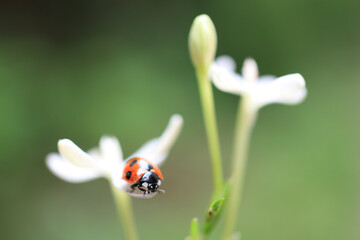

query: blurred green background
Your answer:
[0,0,359,239]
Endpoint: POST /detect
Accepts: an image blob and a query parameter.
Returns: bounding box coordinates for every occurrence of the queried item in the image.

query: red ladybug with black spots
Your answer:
[122,157,164,196]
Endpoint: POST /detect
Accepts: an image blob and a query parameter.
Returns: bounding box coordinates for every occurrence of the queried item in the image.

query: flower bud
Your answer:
[189,14,217,72]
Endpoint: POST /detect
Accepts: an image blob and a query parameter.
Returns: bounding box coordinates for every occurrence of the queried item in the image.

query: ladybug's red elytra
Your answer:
[122,157,164,196]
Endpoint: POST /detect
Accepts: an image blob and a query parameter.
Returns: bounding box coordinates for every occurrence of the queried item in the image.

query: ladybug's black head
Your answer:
[138,171,161,193]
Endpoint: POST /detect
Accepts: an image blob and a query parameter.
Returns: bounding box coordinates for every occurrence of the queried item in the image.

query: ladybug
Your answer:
[122,157,164,196]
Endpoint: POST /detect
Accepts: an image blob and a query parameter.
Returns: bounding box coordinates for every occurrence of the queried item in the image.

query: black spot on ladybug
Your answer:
[147,164,154,170]
[125,171,131,180]
[129,159,137,167]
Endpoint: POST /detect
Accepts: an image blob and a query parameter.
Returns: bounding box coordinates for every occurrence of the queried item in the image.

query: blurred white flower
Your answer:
[46,114,183,198]
[210,56,307,110]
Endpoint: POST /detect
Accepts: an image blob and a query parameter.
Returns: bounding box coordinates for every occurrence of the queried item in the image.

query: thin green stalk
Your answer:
[222,97,257,239]
[196,68,224,194]
[110,184,138,240]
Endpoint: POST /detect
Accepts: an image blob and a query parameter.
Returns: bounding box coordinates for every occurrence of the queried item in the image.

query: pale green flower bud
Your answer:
[189,14,217,72]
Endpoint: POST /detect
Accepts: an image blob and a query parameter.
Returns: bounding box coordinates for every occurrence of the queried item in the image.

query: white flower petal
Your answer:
[88,147,102,160]
[242,58,258,82]
[112,174,129,191]
[258,75,276,83]
[210,62,245,95]
[255,73,307,108]
[127,190,158,198]
[210,55,307,111]
[58,139,96,168]
[128,138,160,161]
[99,136,124,170]
[214,55,237,72]
[46,153,101,183]
[129,114,183,166]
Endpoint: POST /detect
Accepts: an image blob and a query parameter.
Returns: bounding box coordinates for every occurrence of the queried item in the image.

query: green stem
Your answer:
[110,184,138,240]
[196,68,224,194]
[222,97,257,239]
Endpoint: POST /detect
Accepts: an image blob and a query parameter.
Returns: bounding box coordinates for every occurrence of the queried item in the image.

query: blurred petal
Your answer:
[242,58,258,82]
[129,114,183,166]
[58,139,95,168]
[99,136,124,170]
[215,55,237,72]
[258,75,276,83]
[126,190,158,199]
[128,139,159,161]
[46,153,101,183]
[210,61,245,95]
[112,174,130,192]
[255,73,307,108]
[87,147,102,160]
[210,55,307,111]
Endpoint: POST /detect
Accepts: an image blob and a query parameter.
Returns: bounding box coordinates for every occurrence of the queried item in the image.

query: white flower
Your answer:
[210,56,307,110]
[46,114,183,198]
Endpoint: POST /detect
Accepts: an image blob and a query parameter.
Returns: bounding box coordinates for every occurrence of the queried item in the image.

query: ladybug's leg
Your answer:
[129,183,138,193]
[136,185,147,196]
